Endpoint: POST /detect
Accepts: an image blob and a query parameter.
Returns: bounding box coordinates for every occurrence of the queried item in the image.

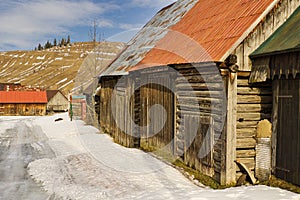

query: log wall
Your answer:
[173,63,227,183]
[236,77,272,180]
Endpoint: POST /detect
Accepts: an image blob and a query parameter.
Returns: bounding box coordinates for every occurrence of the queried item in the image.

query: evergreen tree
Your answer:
[53,38,57,46]
[44,40,52,49]
[67,35,70,44]
[38,43,43,50]
[60,38,65,47]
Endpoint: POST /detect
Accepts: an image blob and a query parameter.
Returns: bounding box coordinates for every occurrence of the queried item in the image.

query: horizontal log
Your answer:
[237,87,272,95]
[236,137,256,148]
[237,79,271,87]
[177,90,223,98]
[177,68,220,76]
[236,149,256,158]
[176,74,223,84]
[176,82,225,91]
[237,113,271,121]
[237,104,272,113]
[237,128,256,138]
[237,95,272,104]
[237,121,258,128]
[178,96,224,104]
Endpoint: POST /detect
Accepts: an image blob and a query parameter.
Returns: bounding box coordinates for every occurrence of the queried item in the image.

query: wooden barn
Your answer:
[0,91,47,116]
[250,7,300,186]
[46,90,68,112]
[96,0,300,185]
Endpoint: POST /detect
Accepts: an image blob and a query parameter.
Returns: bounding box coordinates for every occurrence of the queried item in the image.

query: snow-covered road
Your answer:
[0,113,299,200]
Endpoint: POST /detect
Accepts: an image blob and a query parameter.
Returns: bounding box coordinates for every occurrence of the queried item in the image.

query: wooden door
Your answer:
[140,74,175,154]
[276,78,300,185]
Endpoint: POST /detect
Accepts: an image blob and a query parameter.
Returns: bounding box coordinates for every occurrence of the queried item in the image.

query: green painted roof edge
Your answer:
[250,6,300,58]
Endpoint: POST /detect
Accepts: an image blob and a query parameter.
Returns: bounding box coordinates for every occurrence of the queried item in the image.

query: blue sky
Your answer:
[0,0,176,51]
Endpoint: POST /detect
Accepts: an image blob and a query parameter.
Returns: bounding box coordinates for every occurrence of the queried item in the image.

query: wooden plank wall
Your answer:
[100,76,137,148]
[0,103,46,116]
[139,71,175,153]
[174,64,226,183]
[236,77,272,180]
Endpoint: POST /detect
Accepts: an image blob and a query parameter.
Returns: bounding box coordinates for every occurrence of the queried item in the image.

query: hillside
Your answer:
[0,42,126,95]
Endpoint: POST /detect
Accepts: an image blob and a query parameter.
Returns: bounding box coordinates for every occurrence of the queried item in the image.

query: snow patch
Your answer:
[37,55,45,60]
[56,78,68,85]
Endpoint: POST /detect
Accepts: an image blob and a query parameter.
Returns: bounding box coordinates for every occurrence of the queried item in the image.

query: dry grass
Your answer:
[0,42,125,95]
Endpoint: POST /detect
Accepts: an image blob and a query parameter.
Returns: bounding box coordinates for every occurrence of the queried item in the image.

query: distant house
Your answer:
[71,95,86,121]
[0,91,47,116]
[46,90,68,112]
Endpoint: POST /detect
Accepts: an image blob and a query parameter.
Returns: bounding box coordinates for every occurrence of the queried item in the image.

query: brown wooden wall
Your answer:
[0,103,46,116]
[273,76,300,186]
[99,76,138,148]
[236,77,272,180]
[139,70,175,153]
[173,64,227,183]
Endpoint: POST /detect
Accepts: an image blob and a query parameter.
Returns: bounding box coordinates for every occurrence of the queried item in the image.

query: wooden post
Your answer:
[271,79,279,173]
[221,72,237,185]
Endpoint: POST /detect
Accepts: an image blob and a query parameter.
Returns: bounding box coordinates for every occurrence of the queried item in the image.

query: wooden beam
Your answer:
[221,72,237,185]
[271,79,279,173]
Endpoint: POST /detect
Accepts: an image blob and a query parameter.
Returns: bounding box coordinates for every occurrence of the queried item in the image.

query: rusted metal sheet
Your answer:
[101,0,198,76]
[0,91,47,103]
[102,0,277,75]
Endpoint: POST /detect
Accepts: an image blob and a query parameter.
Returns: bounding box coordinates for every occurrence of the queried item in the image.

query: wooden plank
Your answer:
[237,128,256,138]
[176,82,224,91]
[176,74,222,83]
[236,149,256,158]
[237,104,272,113]
[221,74,237,185]
[237,95,272,104]
[271,79,278,173]
[236,137,256,149]
[237,87,272,95]
[237,79,271,87]
[237,121,258,129]
[237,113,271,121]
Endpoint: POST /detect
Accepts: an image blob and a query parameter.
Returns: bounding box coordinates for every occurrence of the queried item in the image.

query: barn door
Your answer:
[140,74,175,154]
[276,78,300,185]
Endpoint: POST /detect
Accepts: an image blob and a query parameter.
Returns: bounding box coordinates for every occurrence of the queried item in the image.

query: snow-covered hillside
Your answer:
[0,42,126,95]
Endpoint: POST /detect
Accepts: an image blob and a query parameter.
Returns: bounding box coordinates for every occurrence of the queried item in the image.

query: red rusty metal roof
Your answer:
[0,91,48,103]
[101,0,278,75]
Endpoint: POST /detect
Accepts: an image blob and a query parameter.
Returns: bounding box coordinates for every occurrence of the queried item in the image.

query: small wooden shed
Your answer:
[250,6,300,186]
[46,90,68,112]
[96,0,299,185]
[0,91,47,116]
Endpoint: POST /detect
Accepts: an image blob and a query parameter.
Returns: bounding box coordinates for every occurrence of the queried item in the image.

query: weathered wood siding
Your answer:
[272,76,300,186]
[139,69,175,153]
[99,77,118,135]
[0,103,46,116]
[236,77,272,180]
[47,92,68,112]
[173,63,227,183]
[232,0,299,71]
[99,76,138,148]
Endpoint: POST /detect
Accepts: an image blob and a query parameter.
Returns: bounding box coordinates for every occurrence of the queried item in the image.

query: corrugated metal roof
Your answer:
[102,0,276,75]
[0,91,48,103]
[101,0,198,76]
[251,6,300,57]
